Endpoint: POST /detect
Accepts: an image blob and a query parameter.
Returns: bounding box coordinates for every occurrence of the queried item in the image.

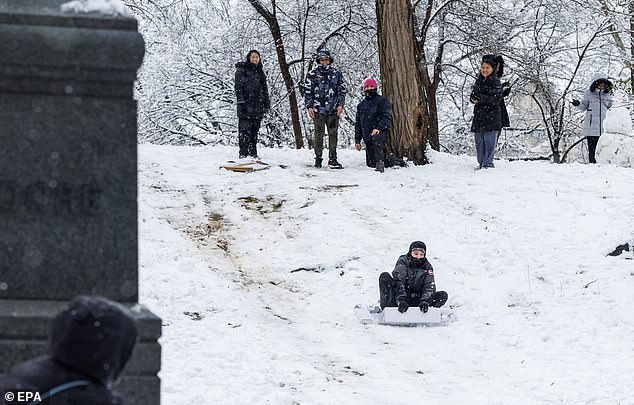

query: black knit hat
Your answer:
[315,50,334,64]
[408,241,427,254]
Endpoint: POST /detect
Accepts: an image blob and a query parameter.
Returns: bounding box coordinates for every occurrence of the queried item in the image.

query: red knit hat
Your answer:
[362,77,378,90]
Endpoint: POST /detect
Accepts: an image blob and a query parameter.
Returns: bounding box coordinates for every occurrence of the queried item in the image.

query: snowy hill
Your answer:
[138,145,634,404]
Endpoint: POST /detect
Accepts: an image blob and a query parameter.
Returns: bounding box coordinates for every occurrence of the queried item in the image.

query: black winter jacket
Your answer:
[470,75,503,133]
[355,91,392,144]
[500,97,510,128]
[392,255,436,306]
[235,61,270,120]
[0,296,138,405]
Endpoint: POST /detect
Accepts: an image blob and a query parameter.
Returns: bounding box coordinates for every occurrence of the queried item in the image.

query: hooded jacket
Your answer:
[392,245,436,306]
[575,77,613,137]
[0,296,138,405]
[470,74,503,133]
[304,51,347,116]
[355,90,392,144]
[235,52,270,120]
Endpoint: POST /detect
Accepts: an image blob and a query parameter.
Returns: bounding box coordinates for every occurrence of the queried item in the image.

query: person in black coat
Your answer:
[492,54,511,137]
[378,241,448,313]
[0,296,138,405]
[234,49,270,159]
[470,55,503,169]
[354,78,392,173]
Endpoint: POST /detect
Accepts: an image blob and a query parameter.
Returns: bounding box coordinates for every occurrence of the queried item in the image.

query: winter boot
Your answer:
[328,159,343,169]
[375,160,385,173]
[314,157,323,168]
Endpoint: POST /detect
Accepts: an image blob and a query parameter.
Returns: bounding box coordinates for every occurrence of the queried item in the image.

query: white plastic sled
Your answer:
[354,304,441,326]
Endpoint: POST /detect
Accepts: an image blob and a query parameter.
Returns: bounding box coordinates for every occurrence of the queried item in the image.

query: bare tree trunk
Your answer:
[376,0,427,164]
[247,0,304,149]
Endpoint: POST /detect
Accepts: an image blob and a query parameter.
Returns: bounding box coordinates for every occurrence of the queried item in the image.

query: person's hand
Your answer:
[307,107,315,120]
[502,82,511,97]
[397,300,409,313]
[572,99,580,106]
[418,301,429,313]
[336,105,343,116]
[470,96,479,104]
[371,129,380,135]
[355,143,361,151]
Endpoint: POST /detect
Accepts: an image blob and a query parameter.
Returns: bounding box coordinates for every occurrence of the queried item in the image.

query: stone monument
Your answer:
[0,1,161,404]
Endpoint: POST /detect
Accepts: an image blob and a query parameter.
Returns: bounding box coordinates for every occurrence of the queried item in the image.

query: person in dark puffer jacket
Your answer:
[304,50,347,169]
[378,241,448,313]
[470,55,503,169]
[0,296,138,405]
[354,78,392,173]
[234,49,270,159]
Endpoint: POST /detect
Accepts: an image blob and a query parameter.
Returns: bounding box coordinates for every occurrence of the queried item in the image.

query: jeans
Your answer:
[474,131,497,168]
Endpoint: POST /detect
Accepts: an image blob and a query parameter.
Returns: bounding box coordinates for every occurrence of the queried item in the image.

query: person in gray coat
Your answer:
[378,241,448,313]
[572,77,613,163]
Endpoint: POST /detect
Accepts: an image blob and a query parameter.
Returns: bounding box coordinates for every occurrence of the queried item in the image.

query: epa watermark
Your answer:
[3,389,51,404]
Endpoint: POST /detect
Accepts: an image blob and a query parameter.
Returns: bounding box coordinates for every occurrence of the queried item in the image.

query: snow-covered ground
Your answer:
[138,145,634,404]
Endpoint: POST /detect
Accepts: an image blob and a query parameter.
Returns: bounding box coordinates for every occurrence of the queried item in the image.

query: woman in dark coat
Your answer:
[354,78,392,173]
[470,55,503,169]
[234,50,270,159]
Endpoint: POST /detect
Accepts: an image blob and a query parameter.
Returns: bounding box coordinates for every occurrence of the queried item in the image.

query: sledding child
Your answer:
[378,241,448,313]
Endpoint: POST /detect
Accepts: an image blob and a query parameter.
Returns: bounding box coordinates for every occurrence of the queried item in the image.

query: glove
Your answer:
[502,83,511,97]
[572,99,580,106]
[418,300,429,313]
[397,300,409,313]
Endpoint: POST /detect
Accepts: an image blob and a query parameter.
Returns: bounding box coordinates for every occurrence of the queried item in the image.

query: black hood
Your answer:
[235,50,263,70]
[235,61,262,70]
[49,296,138,387]
[407,241,428,268]
[590,77,613,93]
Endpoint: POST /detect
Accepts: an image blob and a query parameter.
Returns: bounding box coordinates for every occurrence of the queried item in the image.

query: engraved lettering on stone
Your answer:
[0,180,102,215]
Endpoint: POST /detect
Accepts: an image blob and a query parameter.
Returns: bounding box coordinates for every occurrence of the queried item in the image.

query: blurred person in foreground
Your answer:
[0,296,138,405]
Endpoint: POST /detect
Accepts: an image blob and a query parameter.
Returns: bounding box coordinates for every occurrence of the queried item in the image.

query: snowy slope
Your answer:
[138,145,634,404]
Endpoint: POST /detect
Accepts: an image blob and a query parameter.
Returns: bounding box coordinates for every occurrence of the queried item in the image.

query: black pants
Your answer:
[364,133,387,168]
[587,136,599,164]
[378,272,448,309]
[238,118,261,158]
